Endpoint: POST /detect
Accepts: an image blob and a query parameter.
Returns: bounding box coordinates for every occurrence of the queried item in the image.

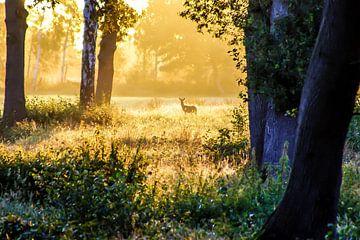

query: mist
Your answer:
[0,0,243,97]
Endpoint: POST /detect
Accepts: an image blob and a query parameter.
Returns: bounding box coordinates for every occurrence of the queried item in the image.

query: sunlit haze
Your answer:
[0,0,241,97]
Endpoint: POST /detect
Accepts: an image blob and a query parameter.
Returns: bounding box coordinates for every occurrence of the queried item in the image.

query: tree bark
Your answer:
[262,100,297,165]
[2,0,28,126]
[95,32,117,105]
[270,0,288,39]
[247,0,297,167]
[260,0,298,166]
[248,89,268,167]
[258,0,360,238]
[80,0,97,107]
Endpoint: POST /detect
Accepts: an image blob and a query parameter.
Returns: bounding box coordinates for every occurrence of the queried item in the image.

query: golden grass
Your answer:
[1,96,243,192]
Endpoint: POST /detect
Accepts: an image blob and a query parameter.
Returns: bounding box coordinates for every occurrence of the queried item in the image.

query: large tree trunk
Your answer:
[80,0,97,107]
[247,0,297,167]
[261,0,297,165]
[2,0,28,126]
[258,0,360,238]
[245,0,268,167]
[262,100,297,165]
[248,89,268,167]
[95,32,117,105]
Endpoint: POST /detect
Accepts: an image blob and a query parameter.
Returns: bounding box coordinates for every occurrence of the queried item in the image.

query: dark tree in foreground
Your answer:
[2,0,28,126]
[80,0,98,107]
[258,0,360,238]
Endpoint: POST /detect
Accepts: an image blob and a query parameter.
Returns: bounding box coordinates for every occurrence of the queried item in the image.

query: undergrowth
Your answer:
[0,97,358,239]
[0,97,120,142]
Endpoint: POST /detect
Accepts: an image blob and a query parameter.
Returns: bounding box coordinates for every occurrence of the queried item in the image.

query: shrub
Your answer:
[347,96,360,152]
[203,107,249,163]
[26,96,81,125]
[0,136,150,238]
[0,97,122,142]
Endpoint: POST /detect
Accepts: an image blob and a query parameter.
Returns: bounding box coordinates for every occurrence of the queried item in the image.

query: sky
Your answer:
[75,0,148,13]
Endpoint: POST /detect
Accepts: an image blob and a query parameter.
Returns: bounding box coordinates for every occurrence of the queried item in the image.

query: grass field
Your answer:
[0,96,358,239]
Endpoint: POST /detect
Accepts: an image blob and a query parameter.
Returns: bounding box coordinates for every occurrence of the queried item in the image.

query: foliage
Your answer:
[337,163,360,239]
[181,0,323,112]
[203,107,249,163]
[347,116,360,152]
[0,97,120,142]
[245,0,322,111]
[26,97,81,124]
[347,96,360,152]
[98,0,140,41]
[0,100,358,238]
[0,136,149,238]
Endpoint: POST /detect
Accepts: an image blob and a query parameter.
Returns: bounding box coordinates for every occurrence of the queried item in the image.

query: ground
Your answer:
[0,96,358,239]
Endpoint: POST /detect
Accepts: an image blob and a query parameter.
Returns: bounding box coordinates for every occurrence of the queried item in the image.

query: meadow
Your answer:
[0,96,359,239]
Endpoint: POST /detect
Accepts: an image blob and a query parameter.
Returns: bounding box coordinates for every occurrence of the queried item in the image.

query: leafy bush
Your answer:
[203,107,249,163]
[0,135,150,238]
[26,97,82,125]
[0,97,121,142]
[204,128,249,163]
[337,163,360,239]
[347,116,360,152]
[347,96,360,152]
[0,121,39,143]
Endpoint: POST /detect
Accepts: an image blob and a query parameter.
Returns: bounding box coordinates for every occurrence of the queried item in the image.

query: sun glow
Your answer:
[125,0,148,13]
[75,0,148,13]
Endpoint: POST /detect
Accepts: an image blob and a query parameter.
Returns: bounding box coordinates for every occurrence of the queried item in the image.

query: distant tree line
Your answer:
[0,0,239,100]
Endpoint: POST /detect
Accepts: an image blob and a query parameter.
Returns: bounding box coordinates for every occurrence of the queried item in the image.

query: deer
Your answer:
[179,98,197,114]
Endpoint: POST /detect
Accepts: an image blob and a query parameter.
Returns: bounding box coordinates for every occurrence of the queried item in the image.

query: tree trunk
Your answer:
[26,32,33,80]
[95,32,117,105]
[80,0,97,107]
[61,25,70,83]
[258,0,360,238]
[154,49,159,81]
[248,89,268,167]
[260,0,298,166]
[247,0,295,167]
[262,101,297,165]
[2,0,28,126]
[32,11,44,92]
[211,64,225,95]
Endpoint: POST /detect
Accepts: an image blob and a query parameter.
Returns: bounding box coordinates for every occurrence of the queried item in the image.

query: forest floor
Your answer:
[0,96,359,239]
